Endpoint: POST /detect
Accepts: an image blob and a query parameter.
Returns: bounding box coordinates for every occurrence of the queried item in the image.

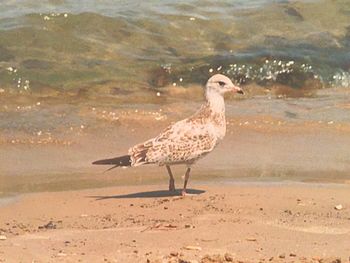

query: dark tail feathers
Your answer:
[92,155,131,167]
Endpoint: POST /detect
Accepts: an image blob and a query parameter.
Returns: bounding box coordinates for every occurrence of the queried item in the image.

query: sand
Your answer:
[0,183,349,262]
[1,89,350,262]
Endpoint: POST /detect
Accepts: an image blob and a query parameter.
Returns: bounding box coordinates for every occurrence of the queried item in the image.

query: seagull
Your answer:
[92,74,244,196]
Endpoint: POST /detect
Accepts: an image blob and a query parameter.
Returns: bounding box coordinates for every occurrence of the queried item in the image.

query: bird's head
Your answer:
[206,74,244,95]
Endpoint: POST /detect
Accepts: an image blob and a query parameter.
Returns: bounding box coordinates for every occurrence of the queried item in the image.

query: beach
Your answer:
[1,87,350,262]
[2,90,350,195]
[1,0,350,261]
[1,98,350,262]
[1,183,350,262]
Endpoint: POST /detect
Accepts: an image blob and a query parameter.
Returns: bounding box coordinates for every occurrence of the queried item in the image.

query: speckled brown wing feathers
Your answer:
[128,118,218,166]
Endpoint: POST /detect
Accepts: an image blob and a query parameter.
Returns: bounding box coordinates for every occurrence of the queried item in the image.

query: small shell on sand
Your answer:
[334,204,343,210]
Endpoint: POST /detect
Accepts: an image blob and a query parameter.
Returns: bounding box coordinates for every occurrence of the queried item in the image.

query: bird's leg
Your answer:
[166,165,176,192]
[182,167,191,196]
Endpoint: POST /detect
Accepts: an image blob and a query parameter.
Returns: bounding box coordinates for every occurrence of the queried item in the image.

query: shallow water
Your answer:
[0,0,349,98]
[1,89,350,196]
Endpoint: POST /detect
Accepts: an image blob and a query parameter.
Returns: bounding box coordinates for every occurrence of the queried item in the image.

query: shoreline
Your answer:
[0,183,349,262]
[1,102,350,197]
[1,168,350,200]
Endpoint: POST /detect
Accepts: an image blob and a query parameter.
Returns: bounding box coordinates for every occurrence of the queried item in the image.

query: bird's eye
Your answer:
[218,81,225,86]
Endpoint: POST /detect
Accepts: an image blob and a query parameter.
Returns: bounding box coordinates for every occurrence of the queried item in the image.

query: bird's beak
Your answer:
[232,85,244,95]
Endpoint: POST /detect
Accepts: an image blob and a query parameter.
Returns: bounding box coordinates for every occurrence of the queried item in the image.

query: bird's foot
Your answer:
[169,181,176,192]
[181,190,196,197]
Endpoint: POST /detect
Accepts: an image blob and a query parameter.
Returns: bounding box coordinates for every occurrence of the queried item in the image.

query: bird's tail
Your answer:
[92,155,131,172]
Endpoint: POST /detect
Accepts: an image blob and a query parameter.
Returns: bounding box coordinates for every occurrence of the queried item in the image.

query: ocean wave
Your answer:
[0,0,349,100]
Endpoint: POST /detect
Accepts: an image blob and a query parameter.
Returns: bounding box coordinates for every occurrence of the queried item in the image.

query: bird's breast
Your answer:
[209,113,226,140]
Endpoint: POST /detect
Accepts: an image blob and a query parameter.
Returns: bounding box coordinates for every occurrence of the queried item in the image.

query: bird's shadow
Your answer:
[88,188,205,200]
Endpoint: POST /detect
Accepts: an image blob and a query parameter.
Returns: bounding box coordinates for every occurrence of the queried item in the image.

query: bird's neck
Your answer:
[205,88,225,114]
[204,88,226,140]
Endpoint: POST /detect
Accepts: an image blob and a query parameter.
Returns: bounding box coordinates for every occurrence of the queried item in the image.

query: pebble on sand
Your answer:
[279,253,286,259]
[183,245,202,251]
[246,237,257,242]
[170,251,178,257]
[0,235,7,240]
[56,252,67,257]
[334,204,343,210]
[224,253,234,261]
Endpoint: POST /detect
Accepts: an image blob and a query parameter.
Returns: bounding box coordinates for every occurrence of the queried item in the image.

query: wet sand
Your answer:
[0,183,350,262]
[1,88,350,196]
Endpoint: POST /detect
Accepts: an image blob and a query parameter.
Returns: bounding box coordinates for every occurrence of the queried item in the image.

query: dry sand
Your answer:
[0,183,349,262]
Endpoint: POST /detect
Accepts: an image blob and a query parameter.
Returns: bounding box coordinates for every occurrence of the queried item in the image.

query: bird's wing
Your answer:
[128,119,217,166]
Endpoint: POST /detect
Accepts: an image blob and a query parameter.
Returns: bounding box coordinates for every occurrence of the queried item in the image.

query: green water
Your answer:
[0,0,349,99]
